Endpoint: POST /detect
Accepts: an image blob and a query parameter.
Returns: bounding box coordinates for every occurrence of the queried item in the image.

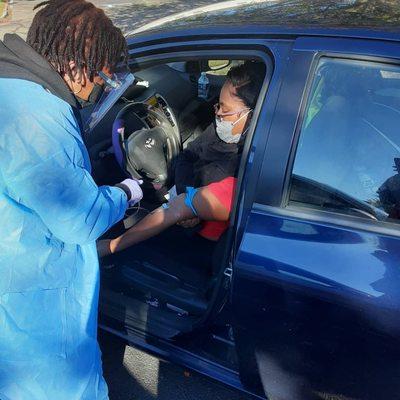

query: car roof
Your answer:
[127,0,400,43]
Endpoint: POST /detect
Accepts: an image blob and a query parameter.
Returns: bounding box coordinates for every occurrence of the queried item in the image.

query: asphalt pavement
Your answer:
[99,331,254,400]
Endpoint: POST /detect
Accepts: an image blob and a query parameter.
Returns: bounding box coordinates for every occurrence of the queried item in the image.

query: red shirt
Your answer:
[198,177,237,241]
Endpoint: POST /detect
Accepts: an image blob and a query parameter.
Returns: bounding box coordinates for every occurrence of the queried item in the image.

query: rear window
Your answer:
[288,58,400,223]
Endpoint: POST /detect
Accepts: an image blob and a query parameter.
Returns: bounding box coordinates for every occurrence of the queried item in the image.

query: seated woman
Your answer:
[98,61,265,257]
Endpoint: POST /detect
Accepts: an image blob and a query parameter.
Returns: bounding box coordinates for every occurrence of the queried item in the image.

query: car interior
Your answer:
[84,58,266,341]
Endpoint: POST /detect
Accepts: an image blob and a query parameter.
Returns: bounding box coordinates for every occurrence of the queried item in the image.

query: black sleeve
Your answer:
[174,146,199,194]
[174,124,215,194]
[197,163,230,188]
[114,183,131,199]
[174,129,208,194]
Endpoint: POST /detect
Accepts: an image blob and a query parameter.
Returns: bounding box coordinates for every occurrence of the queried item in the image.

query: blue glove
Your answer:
[116,178,143,206]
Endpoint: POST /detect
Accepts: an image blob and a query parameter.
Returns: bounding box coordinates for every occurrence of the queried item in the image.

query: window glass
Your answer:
[207,60,242,76]
[289,58,400,223]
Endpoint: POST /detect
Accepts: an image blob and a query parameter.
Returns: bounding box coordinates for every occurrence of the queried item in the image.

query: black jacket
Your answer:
[174,123,242,194]
[0,34,79,110]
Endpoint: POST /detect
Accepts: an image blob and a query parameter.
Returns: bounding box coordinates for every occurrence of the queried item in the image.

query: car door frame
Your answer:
[100,30,292,398]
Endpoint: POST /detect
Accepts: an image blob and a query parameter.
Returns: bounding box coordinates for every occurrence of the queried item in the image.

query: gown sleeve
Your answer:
[2,105,127,245]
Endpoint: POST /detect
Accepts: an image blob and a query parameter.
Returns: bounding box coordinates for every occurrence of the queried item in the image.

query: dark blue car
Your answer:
[90,2,400,399]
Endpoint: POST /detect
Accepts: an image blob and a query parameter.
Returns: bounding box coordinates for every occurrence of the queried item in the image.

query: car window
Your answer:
[206,60,243,76]
[288,58,400,223]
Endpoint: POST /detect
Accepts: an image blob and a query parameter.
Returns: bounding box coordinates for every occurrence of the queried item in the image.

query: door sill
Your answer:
[99,323,265,400]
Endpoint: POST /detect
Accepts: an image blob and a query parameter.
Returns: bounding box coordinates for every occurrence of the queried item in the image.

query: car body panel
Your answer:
[104,16,400,399]
[233,209,400,399]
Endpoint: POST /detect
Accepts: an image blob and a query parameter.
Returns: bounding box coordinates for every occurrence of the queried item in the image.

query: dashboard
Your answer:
[144,93,178,131]
[86,63,217,152]
[85,63,220,187]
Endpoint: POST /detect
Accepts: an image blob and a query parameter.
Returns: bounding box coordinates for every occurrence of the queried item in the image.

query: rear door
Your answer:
[232,37,400,400]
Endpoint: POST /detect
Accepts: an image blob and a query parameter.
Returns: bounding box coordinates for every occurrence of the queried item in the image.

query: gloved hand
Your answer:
[115,178,143,206]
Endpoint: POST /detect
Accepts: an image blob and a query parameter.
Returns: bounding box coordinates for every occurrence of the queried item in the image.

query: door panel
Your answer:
[233,211,400,399]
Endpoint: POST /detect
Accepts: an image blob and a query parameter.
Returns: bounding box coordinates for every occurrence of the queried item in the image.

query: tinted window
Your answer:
[289,58,400,223]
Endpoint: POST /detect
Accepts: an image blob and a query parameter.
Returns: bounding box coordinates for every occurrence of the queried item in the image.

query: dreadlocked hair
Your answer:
[27,0,127,80]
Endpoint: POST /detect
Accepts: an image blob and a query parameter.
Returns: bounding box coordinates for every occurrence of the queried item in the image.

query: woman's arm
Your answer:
[98,185,230,257]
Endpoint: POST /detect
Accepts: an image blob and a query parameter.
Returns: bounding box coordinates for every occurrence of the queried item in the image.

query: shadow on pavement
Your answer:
[99,330,253,400]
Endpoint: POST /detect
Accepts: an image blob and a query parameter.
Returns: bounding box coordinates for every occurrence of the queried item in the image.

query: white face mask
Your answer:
[215,110,251,144]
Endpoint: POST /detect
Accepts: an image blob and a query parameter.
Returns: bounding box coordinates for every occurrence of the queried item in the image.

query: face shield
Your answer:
[84,70,135,134]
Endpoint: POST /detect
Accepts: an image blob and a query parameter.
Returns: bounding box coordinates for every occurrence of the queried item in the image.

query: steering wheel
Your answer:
[112,102,180,189]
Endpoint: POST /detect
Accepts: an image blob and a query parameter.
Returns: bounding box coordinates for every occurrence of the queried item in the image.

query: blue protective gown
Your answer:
[0,78,128,400]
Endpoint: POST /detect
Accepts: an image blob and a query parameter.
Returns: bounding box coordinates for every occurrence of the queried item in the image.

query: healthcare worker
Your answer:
[0,1,142,399]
